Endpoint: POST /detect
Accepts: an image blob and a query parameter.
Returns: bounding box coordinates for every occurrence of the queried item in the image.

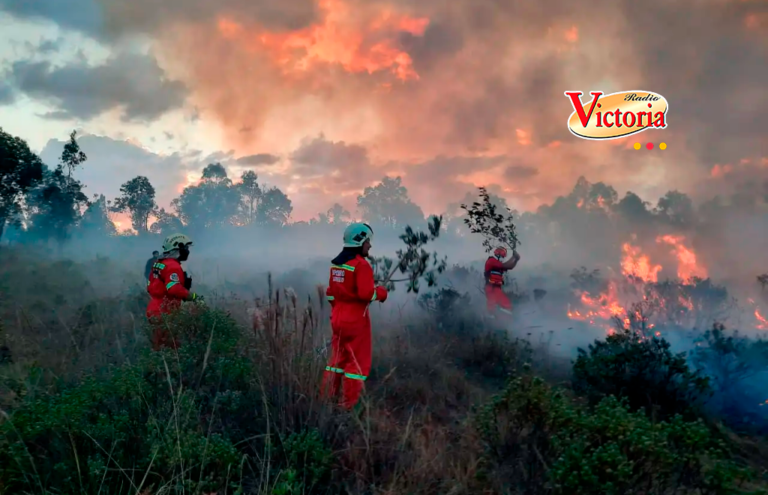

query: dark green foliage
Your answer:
[572,327,711,421]
[477,376,753,495]
[272,429,333,494]
[461,186,520,252]
[0,307,331,494]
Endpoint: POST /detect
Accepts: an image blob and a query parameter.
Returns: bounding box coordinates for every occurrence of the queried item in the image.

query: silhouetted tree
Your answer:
[256,187,293,226]
[237,170,262,226]
[172,163,240,229]
[111,176,157,234]
[357,176,424,228]
[0,128,44,240]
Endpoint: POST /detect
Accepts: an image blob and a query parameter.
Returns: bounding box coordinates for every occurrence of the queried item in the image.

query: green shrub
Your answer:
[272,429,333,494]
[0,307,253,494]
[572,328,711,421]
[476,375,754,494]
[551,397,750,495]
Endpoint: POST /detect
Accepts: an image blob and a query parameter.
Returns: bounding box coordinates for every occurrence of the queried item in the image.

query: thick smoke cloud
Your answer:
[0,0,765,214]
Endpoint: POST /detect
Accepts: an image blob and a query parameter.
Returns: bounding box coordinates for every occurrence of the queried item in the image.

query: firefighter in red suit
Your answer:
[484,246,521,318]
[322,222,388,410]
[146,233,203,350]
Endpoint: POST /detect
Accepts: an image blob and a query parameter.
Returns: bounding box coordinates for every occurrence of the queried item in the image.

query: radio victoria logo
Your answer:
[564,90,668,140]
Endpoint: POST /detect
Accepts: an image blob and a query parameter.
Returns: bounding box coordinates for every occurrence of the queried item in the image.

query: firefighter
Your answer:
[322,222,388,410]
[146,233,202,350]
[144,250,159,282]
[484,246,521,318]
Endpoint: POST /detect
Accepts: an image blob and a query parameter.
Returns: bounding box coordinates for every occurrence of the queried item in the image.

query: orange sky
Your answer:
[52,0,768,218]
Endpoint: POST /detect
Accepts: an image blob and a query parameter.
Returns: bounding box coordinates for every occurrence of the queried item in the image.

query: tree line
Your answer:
[0,126,755,253]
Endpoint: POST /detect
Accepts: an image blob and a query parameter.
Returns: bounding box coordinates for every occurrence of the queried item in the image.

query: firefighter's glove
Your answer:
[183,272,192,290]
[513,250,521,260]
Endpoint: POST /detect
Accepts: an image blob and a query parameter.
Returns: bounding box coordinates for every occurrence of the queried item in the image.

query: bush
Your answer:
[572,327,711,421]
[476,375,754,495]
[691,323,768,432]
[0,304,337,494]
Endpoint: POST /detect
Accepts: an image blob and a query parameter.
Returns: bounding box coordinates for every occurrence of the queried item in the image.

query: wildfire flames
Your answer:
[567,234,765,333]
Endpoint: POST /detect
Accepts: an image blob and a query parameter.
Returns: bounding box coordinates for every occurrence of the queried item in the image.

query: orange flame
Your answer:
[216,0,429,82]
[621,242,662,283]
[656,235,707,281]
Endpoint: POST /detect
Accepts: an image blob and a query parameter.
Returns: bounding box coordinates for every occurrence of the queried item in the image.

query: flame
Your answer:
[755,309,768,329]
[710,163,733,178]
[216,0,429,82]
[621,242,662,283]
[567,281,629,332]
[656,235,707,281]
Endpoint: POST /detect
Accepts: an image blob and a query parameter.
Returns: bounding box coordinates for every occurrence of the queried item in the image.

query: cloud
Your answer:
[0,0,103,36]
[0,83,15,105]
[289,135,382,191]
[38,134,202,209]
[236,153,280,166]
[504,165,539,180]
[3,0,767,215]
[8,51,187,122]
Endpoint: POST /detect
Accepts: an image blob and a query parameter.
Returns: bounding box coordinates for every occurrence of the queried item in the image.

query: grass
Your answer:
[0,249,767,494]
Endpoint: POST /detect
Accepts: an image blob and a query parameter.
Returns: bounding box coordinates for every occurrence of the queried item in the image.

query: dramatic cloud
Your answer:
[236,153,280,166]
[1,0,766,214]
[7,52,187,121]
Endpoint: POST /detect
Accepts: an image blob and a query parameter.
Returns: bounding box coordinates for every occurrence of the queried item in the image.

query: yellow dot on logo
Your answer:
[659,142,667,150]
[633,143,641,150]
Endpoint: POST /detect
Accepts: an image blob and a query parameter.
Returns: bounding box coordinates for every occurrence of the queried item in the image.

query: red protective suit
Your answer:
[484,256,513,316]
[322,254,388,409]
[146,257,190,350]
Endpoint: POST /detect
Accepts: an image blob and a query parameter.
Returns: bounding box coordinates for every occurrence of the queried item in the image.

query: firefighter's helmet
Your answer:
[343,223,374,248]
[162,233,193,253]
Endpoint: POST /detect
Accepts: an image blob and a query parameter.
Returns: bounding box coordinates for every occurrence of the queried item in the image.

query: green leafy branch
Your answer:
[370,215,447,294]
[461,186,520,253]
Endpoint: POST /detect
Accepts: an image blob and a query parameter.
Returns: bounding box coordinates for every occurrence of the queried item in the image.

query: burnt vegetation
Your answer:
[2,129,768,493]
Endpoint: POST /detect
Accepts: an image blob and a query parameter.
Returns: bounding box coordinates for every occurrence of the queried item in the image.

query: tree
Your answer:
[60,130,87,179]
[237,170,262,226]
[172,163,240,229]
[201,162,228,182]
[26,167,88,244]
[150,208,184,235]
[0,128,44,240]
[111,176,157,234]
[357,176,424,228]
[655,190,696,228]
[80,194,116,236]
[256,187,293,226]
[26,131,89,244]
[326,203,351,225]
